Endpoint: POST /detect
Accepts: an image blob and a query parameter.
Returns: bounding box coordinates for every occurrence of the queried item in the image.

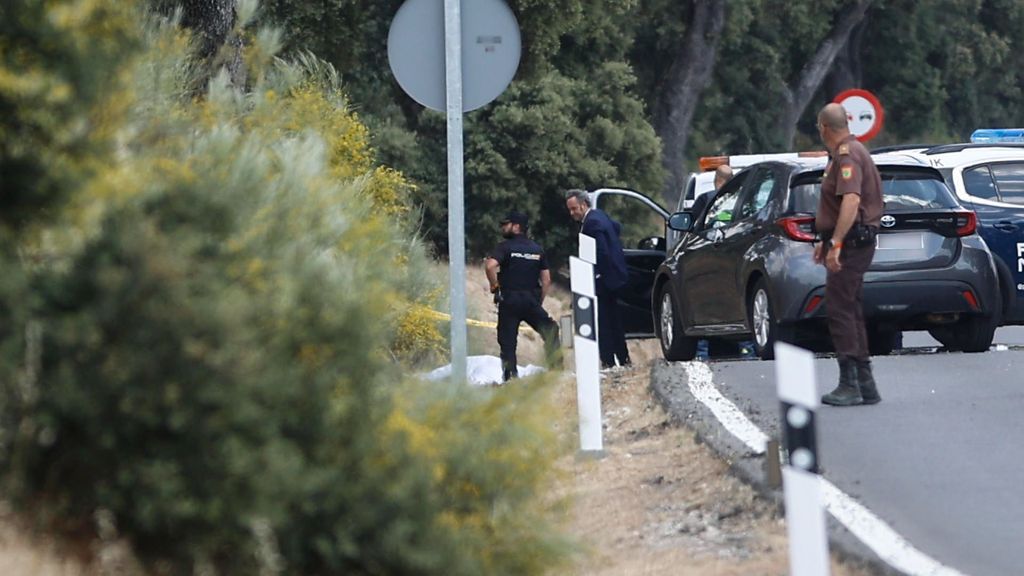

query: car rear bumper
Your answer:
[771,239,999,326]
[794,279,998,324]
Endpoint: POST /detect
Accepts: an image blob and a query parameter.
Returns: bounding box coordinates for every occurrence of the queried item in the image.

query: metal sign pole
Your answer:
[388,0,521,384]
[443,0,467,384]
[775,341,830,576]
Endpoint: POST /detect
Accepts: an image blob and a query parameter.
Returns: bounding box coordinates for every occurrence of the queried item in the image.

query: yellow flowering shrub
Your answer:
[392,303,448,362]
[0,3,569,575]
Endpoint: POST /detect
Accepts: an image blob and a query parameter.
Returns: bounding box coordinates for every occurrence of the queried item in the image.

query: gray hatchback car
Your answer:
[650,154,1001,360]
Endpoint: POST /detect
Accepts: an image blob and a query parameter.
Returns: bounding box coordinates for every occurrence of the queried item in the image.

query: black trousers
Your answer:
[825,244,875,361]
[597,288,631,368]
[496,290,559,379]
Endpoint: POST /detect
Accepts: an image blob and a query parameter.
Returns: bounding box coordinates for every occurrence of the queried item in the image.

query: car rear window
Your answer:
[990,163,1024,204]
[788,169,959,213]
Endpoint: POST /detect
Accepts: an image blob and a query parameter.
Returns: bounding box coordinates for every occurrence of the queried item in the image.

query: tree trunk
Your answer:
[180,0,234,56]
[825,16,868,97]
[179,0,246,86]
[777,0,875,148]
[653,0,727,204]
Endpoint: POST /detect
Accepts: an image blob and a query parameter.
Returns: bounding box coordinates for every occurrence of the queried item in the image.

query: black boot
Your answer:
[855,358,881,405]
[502,359,518,382]
[821,357,863,406]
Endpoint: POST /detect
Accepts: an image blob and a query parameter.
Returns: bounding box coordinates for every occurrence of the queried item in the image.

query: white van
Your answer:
[678,152,829,211]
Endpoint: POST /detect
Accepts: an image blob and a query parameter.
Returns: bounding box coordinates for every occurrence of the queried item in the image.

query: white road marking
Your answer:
[686,361,769,453]
[821,481,966,576]
[683,361,968,576]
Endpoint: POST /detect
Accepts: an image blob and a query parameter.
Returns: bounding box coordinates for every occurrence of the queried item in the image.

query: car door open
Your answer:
[590,188,670,338]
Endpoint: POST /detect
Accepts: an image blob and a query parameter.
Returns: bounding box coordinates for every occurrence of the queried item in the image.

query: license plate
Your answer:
[876,233,924,249]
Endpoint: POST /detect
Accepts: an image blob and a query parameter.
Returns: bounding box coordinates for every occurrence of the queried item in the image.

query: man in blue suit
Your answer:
[565,189,632,368]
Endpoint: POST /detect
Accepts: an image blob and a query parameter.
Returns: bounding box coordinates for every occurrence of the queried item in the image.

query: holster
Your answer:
[820,223,878,249]
[844,223,879,248]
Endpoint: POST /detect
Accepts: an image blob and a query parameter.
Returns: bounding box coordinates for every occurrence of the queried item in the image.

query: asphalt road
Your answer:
[651,326,1024,576]
[901,325,1024,348]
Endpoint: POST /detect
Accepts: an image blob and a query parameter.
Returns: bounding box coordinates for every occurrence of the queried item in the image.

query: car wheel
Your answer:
[993,257,1015,325]
[747,279,779,360]
[927,325,960,351]
[867,327,899,356]
[929,297,1001,353]
[657,284,697,361]
[953,298,1001,353]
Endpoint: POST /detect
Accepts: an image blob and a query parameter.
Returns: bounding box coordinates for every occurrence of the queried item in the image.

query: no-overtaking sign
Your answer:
[834,88,884,142]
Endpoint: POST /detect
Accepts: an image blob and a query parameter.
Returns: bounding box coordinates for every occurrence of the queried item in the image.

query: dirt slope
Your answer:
[462,261,875,574]
[551,359,878,575]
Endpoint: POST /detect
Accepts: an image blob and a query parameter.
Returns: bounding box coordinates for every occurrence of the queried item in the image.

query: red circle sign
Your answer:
[833,89,884,142]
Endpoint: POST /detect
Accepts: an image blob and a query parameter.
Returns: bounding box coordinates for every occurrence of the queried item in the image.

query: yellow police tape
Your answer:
[420,308,496,329]
[420,307,538,333]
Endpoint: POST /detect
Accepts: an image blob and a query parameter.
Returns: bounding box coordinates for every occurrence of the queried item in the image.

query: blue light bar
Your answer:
[970,128,1024,143]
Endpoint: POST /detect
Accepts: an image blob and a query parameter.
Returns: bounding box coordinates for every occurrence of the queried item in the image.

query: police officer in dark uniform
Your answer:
[485,211,560,381]
[814,103,884,406]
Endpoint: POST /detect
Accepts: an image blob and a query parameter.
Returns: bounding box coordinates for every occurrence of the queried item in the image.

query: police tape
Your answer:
[420,308,538,333]
[420,308,497,329]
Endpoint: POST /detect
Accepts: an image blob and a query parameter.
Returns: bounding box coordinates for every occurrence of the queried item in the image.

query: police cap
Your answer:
[500,210,529,228]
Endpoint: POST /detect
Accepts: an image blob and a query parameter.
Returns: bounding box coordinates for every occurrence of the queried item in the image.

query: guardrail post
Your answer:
[775,341,830,576]
[571,233,603,457]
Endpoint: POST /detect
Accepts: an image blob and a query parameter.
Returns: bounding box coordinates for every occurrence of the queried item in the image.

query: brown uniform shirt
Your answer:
[815,135,883,234]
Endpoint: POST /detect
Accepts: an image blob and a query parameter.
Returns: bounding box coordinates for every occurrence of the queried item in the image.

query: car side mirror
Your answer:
[668,211,693,231]
[637,236,665,251]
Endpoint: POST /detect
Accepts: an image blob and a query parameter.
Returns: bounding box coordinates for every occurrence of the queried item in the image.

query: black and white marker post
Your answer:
[570,233,603,456]
[774,341,830,576]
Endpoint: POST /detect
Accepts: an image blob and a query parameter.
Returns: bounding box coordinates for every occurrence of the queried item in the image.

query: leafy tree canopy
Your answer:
[259,0,1024,257]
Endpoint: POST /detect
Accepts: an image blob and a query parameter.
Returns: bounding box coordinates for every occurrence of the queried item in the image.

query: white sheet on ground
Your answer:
[423,355,545,386]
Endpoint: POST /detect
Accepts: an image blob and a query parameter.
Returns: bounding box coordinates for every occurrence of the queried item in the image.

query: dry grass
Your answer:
[0,509,138,576]
[548,356,878,576]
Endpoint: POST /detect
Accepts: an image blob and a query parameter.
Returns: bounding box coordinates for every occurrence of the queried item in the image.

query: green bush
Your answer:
[0,0,140,230]
[0,3,572,574]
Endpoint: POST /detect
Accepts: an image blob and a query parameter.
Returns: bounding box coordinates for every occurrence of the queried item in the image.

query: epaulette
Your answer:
[837,143,850,155]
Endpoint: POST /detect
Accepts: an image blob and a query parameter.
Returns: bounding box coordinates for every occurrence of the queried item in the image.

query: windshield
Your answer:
[788,169,958,213]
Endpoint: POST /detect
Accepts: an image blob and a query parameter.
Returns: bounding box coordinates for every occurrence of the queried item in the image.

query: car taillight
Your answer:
[955,211,977,236]
[777,216,817,242]
[962,290,980,311]
[804,295,824,315]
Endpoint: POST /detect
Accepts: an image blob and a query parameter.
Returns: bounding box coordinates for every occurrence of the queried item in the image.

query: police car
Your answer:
[880,129,1024,340]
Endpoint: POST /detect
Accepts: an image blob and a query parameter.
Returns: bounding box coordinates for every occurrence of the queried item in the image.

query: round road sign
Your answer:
[833,88,884,142]
[387,0,521,113]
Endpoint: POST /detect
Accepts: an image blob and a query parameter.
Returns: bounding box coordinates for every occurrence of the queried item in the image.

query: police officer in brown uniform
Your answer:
[814,103,884,406]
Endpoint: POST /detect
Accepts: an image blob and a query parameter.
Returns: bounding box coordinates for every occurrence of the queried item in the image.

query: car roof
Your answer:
[684,151,830,194]
[871,143,1024,166]
[687,149,941,199]
[770,152,932,173]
